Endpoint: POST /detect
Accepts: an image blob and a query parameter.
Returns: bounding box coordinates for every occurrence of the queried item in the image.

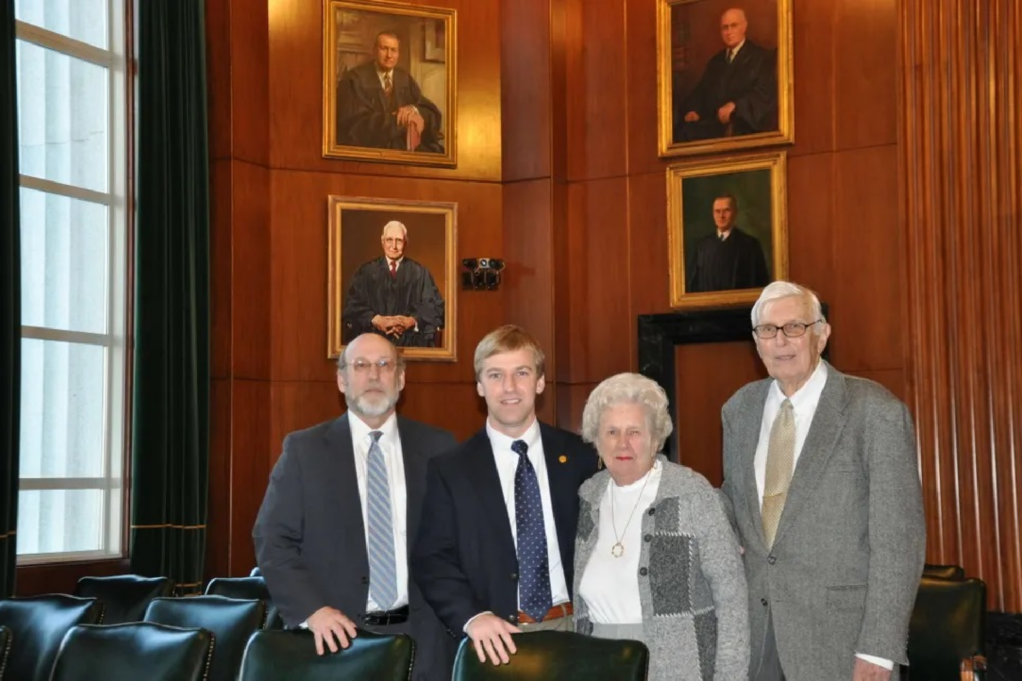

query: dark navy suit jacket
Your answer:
[411,422,598,635]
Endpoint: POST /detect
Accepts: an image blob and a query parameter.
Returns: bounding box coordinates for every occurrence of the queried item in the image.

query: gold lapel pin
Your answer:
[558,455,568,463]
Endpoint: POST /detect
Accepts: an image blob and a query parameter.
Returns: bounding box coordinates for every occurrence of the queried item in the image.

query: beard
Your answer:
[349,388,398,419]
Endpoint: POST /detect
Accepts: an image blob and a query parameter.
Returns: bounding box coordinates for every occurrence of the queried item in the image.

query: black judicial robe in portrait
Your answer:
[342,257,445,347]
[674,39,777,142]
[687,227,770,293]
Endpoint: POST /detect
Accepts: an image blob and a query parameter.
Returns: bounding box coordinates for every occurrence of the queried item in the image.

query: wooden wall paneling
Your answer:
[205,379,232,581]
[788,0,837,156]
[500,0,552,182]
[228,379,271,576]
[830,145,901,373]
[626,172,671,321]
[268,0,501,181]
[623,0,662,177]
[232,161,272,380]
[900,0,1022,610]
[674,342,766,486]
[503,179,557,425]
[209,160,233,380]
[394,383,489,443]
[832,0,897,150]
[229,0,270,166]
[784,153,835,290]
[566,0,628,181]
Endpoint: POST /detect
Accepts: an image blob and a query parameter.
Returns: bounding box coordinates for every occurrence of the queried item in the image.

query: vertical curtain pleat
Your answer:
[130,0,210,595]
[0,0,22,598]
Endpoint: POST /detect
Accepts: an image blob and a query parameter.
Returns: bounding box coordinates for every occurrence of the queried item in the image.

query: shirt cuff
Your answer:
[855,653,894,670]
[463,611,492,634]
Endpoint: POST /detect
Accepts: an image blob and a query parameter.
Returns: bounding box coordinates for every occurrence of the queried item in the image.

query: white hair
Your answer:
[751,281,826,328]
[381,220,408,239]
[580,373,674,453]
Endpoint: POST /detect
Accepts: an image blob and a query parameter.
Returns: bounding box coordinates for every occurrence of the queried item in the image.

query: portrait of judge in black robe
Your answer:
[336,31,445,153]
[687,193,770,293]
[342,220,445,347]
[674,7,778,143]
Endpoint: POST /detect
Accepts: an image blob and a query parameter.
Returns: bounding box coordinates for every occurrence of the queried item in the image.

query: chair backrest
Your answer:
[0,624,12,680]
[923,563,966,581]
[49,622,213,681]
[908,576,987,681]
[145,595,265,681]
[0,595,103,681]
[205,576,283,629]
[249,567,261,577]
[238,629,414,681]
[75,574,175,624]
[452,630,649,681]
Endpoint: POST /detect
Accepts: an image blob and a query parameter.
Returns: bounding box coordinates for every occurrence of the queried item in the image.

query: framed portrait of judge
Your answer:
[322,0,457,167]
[657,0,793,158]
[667,151,788,309]
[328,196,457,361]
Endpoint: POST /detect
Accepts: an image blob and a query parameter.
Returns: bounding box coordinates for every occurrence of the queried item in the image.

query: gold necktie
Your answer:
[762,399,795,548]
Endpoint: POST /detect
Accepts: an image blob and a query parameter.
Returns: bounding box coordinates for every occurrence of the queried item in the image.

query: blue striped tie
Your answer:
[512,439,553,622]
[367,431,398,610]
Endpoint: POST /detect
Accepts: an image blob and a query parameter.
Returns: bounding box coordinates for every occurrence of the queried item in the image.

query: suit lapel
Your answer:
[324,414,368,570]
[773,365,849,546]
[742,382,770,549]
[463,431,517,555]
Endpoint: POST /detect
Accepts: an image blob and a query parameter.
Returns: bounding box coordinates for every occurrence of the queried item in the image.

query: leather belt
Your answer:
[518,602,573,624]
[363,605,409,627]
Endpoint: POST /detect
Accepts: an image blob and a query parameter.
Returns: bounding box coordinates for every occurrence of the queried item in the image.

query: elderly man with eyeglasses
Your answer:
[719,281,925,681]
[253,332,457,680]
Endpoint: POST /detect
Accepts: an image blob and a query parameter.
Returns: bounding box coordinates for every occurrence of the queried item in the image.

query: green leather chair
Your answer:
[238,629,414,681]
[452,630,650,681]
[75,574,175,624]
[49,622,213,681]
[205,576,283,629]
[924,564,967,581]
[0,595,103,681]
[907,576,987,680]
[146,595,265,680]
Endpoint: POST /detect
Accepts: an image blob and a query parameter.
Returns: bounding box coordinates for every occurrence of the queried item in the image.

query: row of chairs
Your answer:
[0,572,650,681]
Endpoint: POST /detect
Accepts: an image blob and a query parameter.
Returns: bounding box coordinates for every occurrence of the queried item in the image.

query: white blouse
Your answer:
[578,463,663,624]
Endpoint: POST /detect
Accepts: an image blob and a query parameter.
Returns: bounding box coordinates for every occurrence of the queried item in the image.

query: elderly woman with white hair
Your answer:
[573,373,749,680]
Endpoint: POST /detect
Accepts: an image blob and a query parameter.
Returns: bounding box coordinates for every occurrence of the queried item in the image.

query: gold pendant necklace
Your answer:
[609,461,656,558]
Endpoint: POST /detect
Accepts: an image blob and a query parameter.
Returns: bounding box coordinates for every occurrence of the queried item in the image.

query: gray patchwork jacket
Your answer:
[574,457,749,680]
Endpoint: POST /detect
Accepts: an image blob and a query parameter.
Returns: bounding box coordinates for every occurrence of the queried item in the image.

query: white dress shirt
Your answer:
[578,463,662,624]
[487,418,570,609]
[754,361,892,671]
[349,411,409,611]
[376,68,394,90]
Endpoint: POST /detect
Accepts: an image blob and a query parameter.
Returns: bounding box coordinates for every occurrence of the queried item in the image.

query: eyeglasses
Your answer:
[347,358,399,373]
[752,320,822,339]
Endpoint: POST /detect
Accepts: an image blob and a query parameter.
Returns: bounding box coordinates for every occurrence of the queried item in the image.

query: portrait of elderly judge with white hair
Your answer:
[342,220,445,348]
[720,281,924,681]
[573,373,749,681]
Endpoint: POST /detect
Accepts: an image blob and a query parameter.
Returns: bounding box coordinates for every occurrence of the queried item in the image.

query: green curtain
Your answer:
[0,0,21,598]
[130,0,210,595]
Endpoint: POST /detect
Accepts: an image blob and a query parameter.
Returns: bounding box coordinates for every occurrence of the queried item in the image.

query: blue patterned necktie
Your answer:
[366,431,398,610]
[511,439,553,622]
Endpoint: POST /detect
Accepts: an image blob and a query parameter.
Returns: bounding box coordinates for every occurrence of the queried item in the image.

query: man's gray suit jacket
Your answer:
[720,363,925,680]
[253,413,457,680]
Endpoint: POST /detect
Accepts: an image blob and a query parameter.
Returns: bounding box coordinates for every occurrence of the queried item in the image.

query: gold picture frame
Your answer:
[657,0,793,158]
[667,151,788,309]
[322,0,457,167]
[328,196,458,361]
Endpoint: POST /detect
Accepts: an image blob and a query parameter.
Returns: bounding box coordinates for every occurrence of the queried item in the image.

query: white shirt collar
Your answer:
[718,227,733,241]
[486,417,541,453]
[768,359,828,412]
[728,40,747,59]
[348,410,399,444]
[387,256,404,268]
